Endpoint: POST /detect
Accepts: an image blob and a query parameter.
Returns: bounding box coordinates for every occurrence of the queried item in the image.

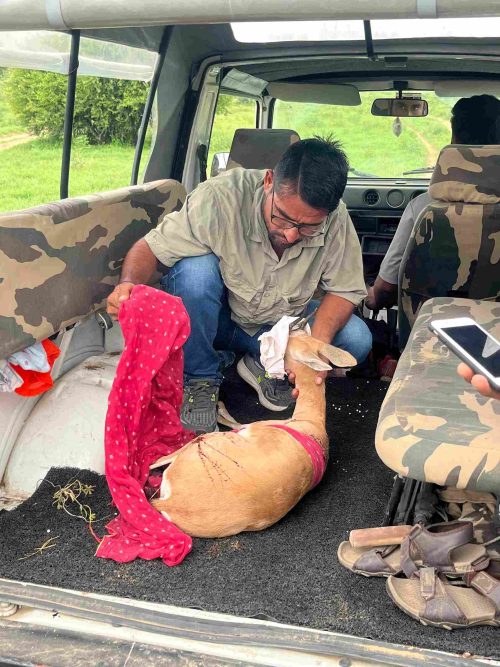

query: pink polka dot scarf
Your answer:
[96,285,195,566]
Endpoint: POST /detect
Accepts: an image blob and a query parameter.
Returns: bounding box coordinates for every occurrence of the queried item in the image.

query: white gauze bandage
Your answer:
[258,316,311,379]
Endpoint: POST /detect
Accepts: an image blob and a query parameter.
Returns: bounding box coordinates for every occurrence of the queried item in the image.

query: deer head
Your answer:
[284,330,356,375]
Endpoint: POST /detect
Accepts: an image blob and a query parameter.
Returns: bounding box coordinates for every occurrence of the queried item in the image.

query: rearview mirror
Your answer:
[371,98,428,117]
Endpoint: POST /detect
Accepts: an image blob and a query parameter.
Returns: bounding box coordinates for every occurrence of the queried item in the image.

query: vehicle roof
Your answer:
[75,24,500,89]
[92,24,500,96]
[1,0,498,31]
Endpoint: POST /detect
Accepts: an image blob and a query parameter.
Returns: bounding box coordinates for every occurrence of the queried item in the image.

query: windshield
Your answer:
[273,91,457,179]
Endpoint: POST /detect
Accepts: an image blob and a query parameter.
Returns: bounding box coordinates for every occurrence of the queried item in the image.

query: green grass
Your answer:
[208,97,257,170]
[0,81,151,212]
[0,88,457,212]
[209,91,456,179]
[0,139,141,212]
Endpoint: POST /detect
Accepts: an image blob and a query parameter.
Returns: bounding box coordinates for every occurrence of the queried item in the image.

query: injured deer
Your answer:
[150,331,355,537]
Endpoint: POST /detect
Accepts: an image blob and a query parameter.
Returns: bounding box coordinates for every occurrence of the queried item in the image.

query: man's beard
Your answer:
[268,230,301,253]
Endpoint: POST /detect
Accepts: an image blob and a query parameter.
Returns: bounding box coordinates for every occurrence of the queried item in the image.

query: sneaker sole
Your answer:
[236,358,290,412]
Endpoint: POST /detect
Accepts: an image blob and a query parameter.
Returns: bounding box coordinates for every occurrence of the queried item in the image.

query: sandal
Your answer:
[387,567,500,630]
[338,520,489,579]
[337,542,403,577]
[400,521,489,579]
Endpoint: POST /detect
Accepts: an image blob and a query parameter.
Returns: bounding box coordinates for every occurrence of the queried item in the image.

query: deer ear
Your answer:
[290,348,333,371]
[287,334,357,370]
[318,343,357,368]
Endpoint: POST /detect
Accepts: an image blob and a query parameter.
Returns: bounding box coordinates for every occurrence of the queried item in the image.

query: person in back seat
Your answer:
[107,138,371,434]
[366,94,500,311]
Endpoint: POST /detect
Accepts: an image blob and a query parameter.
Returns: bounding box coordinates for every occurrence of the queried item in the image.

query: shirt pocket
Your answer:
[224,270,262,306]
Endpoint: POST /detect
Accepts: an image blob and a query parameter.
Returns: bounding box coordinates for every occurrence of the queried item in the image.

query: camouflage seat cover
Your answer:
[226,128,300,171]
[0,180,186,359]
[376,297,500,494]
[398,145,500,348]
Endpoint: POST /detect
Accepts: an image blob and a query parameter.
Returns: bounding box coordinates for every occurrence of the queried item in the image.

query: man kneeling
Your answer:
[107,137,371,433]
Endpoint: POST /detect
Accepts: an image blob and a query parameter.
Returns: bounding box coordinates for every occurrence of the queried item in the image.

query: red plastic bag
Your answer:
[12,339,60,397]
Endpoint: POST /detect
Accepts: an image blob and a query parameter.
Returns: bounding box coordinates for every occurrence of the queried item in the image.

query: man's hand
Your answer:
[365,277,397,311]
[365,286,377,311]
[107,282,135,318]
[107,239,158,317]
[287,293,354,397]
[457,362,500,400]
[286,368,327,399]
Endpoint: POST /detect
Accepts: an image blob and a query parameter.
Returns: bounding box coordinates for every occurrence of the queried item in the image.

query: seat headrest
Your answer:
[429,144,500,204]
[227,129,300,171]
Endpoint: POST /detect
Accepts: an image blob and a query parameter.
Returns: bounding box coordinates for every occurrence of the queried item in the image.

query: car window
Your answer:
[0,37,155,212]
[70,38,154,196]
[208,94,257,177]
[273,91,458,179]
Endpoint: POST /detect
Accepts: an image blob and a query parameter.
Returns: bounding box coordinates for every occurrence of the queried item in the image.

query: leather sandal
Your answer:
[400,521,490,579]
[338,520,489,579]
[387,566,500,630]
[337,542,403,577]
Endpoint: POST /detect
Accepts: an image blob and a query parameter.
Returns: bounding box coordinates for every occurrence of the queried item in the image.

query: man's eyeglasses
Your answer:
[270,186,327,238]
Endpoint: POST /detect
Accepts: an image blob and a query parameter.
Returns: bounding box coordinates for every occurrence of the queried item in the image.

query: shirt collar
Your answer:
[249,181,266,242]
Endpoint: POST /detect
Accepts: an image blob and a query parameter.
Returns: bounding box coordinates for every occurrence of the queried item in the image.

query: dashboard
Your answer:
[344,178,429,282]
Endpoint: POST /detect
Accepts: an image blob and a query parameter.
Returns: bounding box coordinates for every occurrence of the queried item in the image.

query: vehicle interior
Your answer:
[0,8,499,665]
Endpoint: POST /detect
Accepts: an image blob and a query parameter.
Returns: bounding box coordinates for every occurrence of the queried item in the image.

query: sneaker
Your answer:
[236,353,294,412]
[181,378,219,434]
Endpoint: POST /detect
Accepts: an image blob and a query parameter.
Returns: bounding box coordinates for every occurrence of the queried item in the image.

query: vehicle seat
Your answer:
[0,179,186,493]
[0,179,186,359]
[398,144,500,349]
[376,296,500,494]
[226,128,300,170]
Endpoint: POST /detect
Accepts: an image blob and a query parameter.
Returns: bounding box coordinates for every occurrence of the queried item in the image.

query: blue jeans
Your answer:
[161,254,372,383]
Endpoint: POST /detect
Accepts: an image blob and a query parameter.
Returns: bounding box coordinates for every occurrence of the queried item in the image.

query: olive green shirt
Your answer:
[144,168,366,335]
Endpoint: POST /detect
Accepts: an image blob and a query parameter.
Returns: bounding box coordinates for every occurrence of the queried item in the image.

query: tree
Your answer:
[3,69,148,144]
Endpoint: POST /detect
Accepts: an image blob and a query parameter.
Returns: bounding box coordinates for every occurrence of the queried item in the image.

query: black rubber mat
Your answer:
[0,371,497,659]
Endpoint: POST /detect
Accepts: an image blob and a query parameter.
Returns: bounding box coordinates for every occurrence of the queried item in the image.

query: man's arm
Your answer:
[120,238,158,285]
[106,182,220,318]
[106,239,158,317]
[365,276,397,310]
[367,193,428,311]
[310,293,354,344]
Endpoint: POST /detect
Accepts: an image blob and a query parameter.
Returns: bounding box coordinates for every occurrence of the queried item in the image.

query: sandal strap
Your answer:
[354,544,399,574]
[469,571,500,611]
[419,568,467,625]
[420,566,437,599]
[401,521,474,578]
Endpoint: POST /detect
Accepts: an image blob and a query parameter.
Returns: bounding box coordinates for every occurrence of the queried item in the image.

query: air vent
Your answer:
[387,189,405,208]
[410,190,426,200]
[364,189,380,206]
